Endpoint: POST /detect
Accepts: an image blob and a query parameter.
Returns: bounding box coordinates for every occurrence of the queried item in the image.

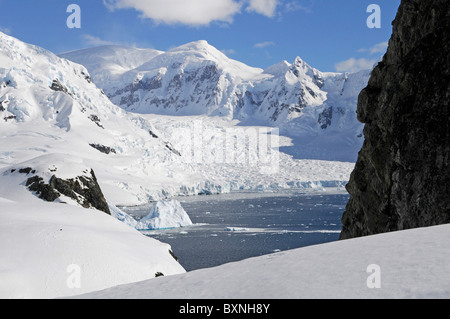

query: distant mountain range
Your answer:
[61,41,371,162]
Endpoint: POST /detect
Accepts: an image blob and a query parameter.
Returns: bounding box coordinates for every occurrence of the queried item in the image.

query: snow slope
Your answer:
[59,45,164,88]
[0,31,186,205]
[0,183,185,299]
[0,32,190,299]
[73,223,450,299]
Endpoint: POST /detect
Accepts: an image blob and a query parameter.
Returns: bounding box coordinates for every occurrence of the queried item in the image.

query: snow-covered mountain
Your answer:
[0,31,188,298]
[0,31,193,205]
[0,31,365,298]
[61,41,267,117]
[61,41,371,162]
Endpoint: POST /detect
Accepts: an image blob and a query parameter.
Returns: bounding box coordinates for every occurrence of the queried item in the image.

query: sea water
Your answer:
[123,190,349,271]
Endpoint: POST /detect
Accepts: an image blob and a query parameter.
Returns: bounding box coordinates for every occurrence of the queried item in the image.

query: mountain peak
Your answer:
[188,39,210,48]
[167,40,227,62]
[294,56,304,65]
[169,40,214,53]
[263,57,316,78]
[292,56,314,72]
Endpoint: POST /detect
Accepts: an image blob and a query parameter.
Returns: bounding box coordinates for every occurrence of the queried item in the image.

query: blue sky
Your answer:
[0,0,400,72]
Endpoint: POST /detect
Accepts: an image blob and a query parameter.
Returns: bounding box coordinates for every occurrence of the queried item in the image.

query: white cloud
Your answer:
[358,41,389,55]
[254,41,275,49]
[103,0,242,26]
[285,0,314,13]
[335,58,377,73]
[81,34,118,47]
[246,0,279,17]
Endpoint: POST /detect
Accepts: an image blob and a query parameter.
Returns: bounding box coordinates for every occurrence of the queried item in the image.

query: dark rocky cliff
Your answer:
[13,167,111,215]
[340,0,450,239]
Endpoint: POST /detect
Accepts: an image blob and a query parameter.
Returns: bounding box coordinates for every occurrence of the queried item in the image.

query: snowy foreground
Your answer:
[0,192,185,299]
[73,223,450,299]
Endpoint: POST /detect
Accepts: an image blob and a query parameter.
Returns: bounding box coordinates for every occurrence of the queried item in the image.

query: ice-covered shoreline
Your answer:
[120,186,350,210]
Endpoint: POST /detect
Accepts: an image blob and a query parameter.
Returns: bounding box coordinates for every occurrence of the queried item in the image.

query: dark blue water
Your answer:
[124,191,349,271]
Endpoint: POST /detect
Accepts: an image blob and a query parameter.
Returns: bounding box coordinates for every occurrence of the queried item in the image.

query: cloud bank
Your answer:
[103,0,281,26]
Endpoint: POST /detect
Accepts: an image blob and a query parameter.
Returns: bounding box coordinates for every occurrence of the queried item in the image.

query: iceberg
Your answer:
[135,200,193,230]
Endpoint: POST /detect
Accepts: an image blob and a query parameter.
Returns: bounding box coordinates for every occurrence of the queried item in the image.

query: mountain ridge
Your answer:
[61,40,372,162]
[59,41,368,118]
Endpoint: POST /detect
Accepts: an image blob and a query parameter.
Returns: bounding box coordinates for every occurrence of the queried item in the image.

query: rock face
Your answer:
[89,143,116,155]
[20,168,111,215]
[340,0,450,239]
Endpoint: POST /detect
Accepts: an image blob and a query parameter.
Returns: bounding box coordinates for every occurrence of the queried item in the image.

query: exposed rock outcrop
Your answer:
[89,143,116,155]
[340,0,450,239]
[50,79,72,96]
[17,167,111,215]
[88,114,105,129]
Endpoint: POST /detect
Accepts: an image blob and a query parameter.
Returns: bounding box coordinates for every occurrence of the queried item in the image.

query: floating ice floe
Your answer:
[224,227,250,232]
